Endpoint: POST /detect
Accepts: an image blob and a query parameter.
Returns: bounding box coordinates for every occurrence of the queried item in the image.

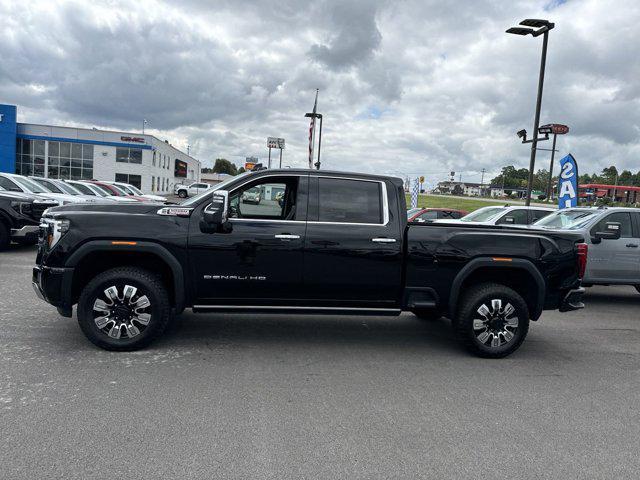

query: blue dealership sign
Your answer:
[558,153,578,209]
[0,104,17,174]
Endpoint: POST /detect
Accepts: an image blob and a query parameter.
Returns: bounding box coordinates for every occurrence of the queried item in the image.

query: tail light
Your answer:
[576,243,588,279]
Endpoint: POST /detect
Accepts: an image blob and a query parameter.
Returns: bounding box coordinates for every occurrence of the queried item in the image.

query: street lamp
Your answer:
[506,18,555,206]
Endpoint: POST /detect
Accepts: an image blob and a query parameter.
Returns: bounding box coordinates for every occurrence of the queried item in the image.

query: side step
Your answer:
[192,305,402,316]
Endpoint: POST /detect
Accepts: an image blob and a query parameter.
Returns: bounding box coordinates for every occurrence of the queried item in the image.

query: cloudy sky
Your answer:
[1,0,638,187]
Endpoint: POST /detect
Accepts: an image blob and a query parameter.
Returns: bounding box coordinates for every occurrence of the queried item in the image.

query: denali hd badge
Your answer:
[204,275,267,281]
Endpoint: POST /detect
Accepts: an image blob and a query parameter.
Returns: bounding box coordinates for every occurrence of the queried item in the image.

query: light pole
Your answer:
[506,19,555,206]
[142,119,148,134]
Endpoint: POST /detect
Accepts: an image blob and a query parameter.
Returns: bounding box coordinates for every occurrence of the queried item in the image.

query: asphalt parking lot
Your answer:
[1,245,639,479]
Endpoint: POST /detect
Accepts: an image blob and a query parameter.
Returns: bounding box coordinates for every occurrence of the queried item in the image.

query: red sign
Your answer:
[540,124,569,135]
[120,136,145,143]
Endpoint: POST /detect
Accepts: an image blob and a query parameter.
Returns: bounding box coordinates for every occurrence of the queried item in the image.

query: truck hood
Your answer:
[45,202,165,216]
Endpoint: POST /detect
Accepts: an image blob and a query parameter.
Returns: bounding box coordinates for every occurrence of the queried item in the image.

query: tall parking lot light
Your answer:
[506,19,555,206]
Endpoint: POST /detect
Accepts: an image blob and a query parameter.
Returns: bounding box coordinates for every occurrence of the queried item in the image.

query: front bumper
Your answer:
[559,287,585,312]
[32,265,74,315]
[11,225,40,240]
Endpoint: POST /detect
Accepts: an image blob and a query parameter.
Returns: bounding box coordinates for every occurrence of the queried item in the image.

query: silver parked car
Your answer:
[435,205,555,226]
[533,207,640,293]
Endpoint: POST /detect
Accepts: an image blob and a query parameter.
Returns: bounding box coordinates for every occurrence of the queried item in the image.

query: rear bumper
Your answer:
[559,287,585,312]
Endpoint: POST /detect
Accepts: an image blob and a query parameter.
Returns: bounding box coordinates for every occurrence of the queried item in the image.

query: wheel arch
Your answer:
[66,241,186,312]
[449,257,546,320]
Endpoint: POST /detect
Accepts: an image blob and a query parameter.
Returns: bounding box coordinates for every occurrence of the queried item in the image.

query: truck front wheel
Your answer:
[77,267,172,351]
[453,283,529,358]
[178,190,187,198]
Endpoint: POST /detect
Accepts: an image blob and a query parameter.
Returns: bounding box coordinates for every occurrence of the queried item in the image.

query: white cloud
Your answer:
[0,0,638,185]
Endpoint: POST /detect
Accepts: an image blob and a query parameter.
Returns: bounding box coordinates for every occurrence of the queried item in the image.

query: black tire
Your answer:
[453,282,530,358]
[0,222,9,251]
[413,309,442,321]
[178,190,187,198]
[77,267,172,351]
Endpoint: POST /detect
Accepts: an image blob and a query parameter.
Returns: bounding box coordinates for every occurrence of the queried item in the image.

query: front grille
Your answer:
[31,202,58,221]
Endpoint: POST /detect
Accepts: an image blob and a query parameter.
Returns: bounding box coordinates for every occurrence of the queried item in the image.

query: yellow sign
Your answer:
[419,176,424,183]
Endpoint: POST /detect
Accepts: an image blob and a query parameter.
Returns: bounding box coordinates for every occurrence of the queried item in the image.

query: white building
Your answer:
[3,104,201,194]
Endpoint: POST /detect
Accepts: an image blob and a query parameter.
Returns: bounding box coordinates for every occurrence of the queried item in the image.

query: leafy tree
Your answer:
[238,167,246,174]
[618,170,633,186]
[452,184,464,195]
[600,166,618,184]
[212,158,238,175]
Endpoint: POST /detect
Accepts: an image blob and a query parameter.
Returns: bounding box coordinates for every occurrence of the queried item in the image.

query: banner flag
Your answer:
[558,153,578,209]
[411,178,420,209]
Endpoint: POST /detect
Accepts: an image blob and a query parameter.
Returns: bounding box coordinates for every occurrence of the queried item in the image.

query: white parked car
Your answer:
[29,177,104,203]
[0,173,86,205]
[175,182,211,198]
[102,181,167,202]
[65,180,137,203]
[434,205,555,226]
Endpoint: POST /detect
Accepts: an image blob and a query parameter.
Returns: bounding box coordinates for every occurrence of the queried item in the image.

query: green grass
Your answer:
[406,194,515,213]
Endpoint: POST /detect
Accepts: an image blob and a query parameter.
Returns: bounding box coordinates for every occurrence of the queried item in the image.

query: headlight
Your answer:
[11,201,33,216]
[42,218,70,249]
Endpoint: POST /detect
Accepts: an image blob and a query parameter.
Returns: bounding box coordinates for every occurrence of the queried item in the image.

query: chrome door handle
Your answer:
[275,234,300,240]
[626,243,639,248]
[371,237,396,243]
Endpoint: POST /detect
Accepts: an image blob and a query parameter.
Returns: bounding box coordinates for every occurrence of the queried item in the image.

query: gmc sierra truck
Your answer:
[33,169,587,358]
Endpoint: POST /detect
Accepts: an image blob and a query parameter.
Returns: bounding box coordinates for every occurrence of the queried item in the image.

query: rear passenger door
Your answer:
[303,176,403,308]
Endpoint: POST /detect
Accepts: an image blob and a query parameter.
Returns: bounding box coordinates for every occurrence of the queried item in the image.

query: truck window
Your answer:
[229,178,298,220]
[318,178,382,224]
[591,212,633,238]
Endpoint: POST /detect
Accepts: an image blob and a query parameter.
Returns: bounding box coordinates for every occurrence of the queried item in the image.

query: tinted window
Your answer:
[416,211,438,221]
[531,210,552,222]
[497,209,529,225]
[439,210,463,219]
[592,212,633,238]
[318,178,382,224]
[0,176,21,191]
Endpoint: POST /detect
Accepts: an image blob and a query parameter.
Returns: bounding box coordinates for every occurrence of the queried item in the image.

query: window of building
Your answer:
[152,151,156,167]
[317,178,383,224]
[115,173,142,189]
[116,147,143,164]
[46,141,93,180]
[15,139,46,177]
[151,177,155,192]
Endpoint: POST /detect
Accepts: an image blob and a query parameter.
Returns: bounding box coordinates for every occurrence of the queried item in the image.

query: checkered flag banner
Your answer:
[411,178,420,209]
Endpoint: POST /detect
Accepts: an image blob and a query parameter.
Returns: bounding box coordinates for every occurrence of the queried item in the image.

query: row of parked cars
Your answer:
[408,204,640,294]
[0,172,167,250]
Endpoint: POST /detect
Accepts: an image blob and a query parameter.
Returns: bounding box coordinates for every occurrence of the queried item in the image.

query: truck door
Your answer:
[586,212,638,282]
[188,174,308,304]
[303,176,403,308]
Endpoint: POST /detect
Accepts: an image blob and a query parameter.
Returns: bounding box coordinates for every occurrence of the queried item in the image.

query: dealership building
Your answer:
[0,104,200,194]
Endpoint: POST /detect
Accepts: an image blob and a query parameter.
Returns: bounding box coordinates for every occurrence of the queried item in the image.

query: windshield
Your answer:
[93,184,117,196]
[533,209,596,229]
[127,185,144,195]
[181,172,252,206]
[33,178,63,194]
[110,184,129,195]
[55,181,81,195]
[407,208,421,217]
[460,206,505,222]
[116,184,135,195]
[12,175,49,194]
[70,182,95,195]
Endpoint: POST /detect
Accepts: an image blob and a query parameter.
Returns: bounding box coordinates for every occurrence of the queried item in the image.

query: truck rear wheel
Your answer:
[77,267,172,351]
[453,283,529,358]
[178,190,187,198]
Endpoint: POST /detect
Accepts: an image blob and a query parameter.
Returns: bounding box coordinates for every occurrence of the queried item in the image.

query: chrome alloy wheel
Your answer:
[92,285,151,339]
[472,299,519,348]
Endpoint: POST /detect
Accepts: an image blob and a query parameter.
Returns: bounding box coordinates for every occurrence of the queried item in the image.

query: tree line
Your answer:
[490,165,640,191]
[201,159,246,176]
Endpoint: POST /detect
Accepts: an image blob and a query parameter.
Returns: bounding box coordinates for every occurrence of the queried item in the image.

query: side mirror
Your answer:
[592,221,621,243]
[201,190,229,233]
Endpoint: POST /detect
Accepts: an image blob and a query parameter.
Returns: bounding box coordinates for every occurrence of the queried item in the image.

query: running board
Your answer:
[192,305,402,316]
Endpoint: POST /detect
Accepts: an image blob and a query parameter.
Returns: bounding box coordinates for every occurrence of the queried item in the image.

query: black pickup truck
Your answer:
[0,189,58,250]
[33,169,587,357]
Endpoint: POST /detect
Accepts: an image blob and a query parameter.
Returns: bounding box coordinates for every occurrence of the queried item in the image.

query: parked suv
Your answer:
[0,188,58,249]
[533,207,640,293]
[175,182,211,198]
[437,205,555,226]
